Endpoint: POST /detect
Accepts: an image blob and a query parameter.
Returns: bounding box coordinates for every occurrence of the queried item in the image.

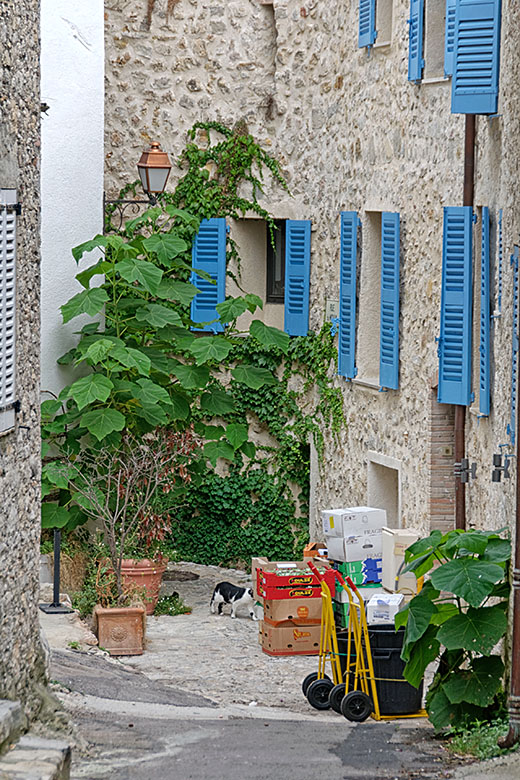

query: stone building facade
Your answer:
[104,0,520,541]
[0,0,46,716]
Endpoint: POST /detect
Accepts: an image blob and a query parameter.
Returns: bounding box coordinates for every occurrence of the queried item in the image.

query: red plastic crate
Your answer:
[256,565,335,600]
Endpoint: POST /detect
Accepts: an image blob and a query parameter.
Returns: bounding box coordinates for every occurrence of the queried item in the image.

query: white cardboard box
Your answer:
[321,509,347,537]
[321,506,387,538]
[367,592,405,624]
[325,531,382,563]
[381,527,421,594]
[344,530,382,561]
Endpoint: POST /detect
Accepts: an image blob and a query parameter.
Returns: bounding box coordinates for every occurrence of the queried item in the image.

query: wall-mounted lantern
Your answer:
[137,141,172,201]
[103,141,172,232]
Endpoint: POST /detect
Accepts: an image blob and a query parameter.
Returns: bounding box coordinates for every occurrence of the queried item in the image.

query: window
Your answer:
[0,189,17,434]
[355,211,400,389]
[367,452,401,529]
[375,0,393,45]
[266,220,285,304]
[424,1,447,79]
[359,1,392,48]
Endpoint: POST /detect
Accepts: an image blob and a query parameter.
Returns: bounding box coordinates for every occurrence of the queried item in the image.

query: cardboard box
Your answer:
[326,532,382,563]
[367,592,405,624]
[251,556,269,601]
[321,508,348,537]
[263,597,322,625]
[334,581,383,604]
[382,527,421,594]
[260,622,321,656]
[322,506,387,538]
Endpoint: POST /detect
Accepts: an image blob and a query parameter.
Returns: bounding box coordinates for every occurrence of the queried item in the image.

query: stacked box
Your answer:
[254,558,329,656]
[256,560,334,600]
[381,527,421,594]
[333,559,383,588]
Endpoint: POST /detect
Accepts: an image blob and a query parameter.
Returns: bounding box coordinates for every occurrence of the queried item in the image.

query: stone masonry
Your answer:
[104,0,520,541]
[0,0,46,717]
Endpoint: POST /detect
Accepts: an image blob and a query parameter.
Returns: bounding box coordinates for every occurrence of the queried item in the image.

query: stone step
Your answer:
[0,734,71,780]
[0,701,25,755]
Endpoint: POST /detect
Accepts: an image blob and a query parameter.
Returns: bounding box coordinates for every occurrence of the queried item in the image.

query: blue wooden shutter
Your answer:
[284,220,311,337]
[408,0,425,82]
[444,0,457,76]
[451,0,502,115]
[190,218,226,333]
[438,206,473,405]
[479,207,491,416]
[380,213,400,390]
[339,212,358,379]
[359,0,376,48]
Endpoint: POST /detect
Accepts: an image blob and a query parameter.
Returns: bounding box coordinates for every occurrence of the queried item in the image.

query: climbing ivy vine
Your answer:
[43,122,345,566]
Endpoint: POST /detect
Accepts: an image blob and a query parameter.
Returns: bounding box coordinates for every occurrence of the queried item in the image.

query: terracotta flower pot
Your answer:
[120,558,167,615]
[94,604,146,656]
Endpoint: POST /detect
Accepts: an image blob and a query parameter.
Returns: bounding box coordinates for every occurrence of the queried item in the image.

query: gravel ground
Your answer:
[118,561,326,714]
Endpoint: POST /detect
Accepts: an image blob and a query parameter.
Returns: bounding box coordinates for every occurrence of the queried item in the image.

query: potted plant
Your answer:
[63,427,199,653]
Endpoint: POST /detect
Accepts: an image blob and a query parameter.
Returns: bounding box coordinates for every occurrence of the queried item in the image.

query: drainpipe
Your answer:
[454,115,476,530]
[499,354,520,746]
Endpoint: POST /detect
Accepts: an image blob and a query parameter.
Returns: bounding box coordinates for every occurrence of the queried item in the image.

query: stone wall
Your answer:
[104,0,520,541]
[0,0,46,717]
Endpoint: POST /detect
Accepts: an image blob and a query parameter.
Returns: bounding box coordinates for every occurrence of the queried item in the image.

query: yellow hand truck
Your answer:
[303,560,427,722]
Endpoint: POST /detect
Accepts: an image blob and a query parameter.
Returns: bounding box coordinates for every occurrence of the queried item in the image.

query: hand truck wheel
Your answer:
[329,683,347,714]
[306,678,334,710]
[301,672,331,697]
[340,690,372,722]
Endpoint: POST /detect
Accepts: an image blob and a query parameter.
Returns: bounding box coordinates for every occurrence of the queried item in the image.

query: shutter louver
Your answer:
[438,206,473,406]
[0,190,17,433]
[359,0,376,48]
[479,207,491,416]
[284,220,311,337]
[408,0,425,83]
[339,212,358,379]
[380,212,400,390]
[451,0,502,115]
[190,218,226,333]
[444,0,457,76]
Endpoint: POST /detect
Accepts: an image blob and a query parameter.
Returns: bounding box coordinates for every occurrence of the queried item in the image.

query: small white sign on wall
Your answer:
[325,299,339,321]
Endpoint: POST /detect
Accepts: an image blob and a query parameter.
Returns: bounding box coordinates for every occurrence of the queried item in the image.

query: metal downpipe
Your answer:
[454,115,475,531]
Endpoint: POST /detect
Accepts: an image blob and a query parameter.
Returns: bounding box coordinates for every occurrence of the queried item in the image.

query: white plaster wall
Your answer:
[40,1,104,395]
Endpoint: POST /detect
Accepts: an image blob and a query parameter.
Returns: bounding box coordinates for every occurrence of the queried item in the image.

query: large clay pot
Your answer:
[120,558,167,615]
[94,604,146,656]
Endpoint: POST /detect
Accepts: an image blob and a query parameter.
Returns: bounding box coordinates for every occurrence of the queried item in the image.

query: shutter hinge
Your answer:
[226,225,230,234]
[13,400,21,414]
[472,213,477,224]
[0,203,22,215]
[470,392,475,404]
[435,335,443,357]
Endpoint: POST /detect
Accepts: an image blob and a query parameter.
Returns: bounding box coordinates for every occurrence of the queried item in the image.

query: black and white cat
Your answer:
[210,582,257,620]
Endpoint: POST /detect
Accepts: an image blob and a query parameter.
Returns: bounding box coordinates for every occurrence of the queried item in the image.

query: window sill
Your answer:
[351,377,381,391]
[373,41,391,50]
[421,76,450,85]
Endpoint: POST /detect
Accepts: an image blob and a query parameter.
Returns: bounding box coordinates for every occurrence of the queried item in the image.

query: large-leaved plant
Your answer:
[397,528,511,730]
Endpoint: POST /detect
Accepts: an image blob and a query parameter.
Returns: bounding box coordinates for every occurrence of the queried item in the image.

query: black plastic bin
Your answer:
[336,624,423,716]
